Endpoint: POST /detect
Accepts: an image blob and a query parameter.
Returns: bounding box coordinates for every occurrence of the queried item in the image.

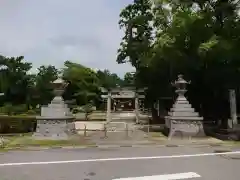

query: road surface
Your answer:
[0,146,239,180]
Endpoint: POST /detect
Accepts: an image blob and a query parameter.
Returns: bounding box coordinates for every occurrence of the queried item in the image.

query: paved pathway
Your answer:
[87,122,155,146]
[0,146,239,179]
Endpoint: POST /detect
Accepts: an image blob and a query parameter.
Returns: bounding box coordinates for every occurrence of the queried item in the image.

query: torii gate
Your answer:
[100,87,146,123]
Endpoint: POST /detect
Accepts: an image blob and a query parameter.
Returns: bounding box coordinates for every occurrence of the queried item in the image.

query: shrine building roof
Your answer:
[100,86,146,93]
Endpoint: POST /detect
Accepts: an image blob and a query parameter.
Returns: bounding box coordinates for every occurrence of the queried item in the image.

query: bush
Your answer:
[0,116,36,134]
[0,104,13,115]
[34,108,41,115]
[11,104,28,115]
[0,104,28,115]
[26,109,37,115]
[82,104,94,114]
[72,106,84,114]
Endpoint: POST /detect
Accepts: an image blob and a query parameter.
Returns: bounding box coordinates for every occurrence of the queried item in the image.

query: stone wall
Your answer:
[74,121,105,131]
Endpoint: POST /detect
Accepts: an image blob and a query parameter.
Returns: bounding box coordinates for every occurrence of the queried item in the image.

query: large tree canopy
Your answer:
[62,61,100,105]
[117,0,240,120]
[0,55,127,113]
[96,69,124,89]
[34,65,59,105]
[0,55,33,105]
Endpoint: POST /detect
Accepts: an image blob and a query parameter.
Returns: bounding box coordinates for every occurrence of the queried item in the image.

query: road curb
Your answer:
[1,142,238,152]
[12,143,238,151]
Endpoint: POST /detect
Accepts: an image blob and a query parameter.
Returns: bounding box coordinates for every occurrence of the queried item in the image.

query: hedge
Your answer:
[0,115,36,134]
[0,115,106,134]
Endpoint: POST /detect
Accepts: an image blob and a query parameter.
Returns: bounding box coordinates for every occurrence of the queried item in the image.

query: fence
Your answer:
[77,120,219,140]
[77,122,165,139]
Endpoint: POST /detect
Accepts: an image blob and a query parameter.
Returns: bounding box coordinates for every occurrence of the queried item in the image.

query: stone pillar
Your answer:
[135,93,139,124]
[107,91,111,122]
[157,100,160,116]
[229,89,237,127]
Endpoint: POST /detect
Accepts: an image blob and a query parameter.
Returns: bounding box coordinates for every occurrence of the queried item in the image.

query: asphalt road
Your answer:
[0,146,239,180]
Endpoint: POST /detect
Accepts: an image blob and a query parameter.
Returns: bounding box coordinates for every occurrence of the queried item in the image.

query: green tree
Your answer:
[117,0,153,90]
[34,65,59,105]
[151,0,240,119]
[62,61,100,106]
[0,55,33,105]
[123,72,135,86]
[118,0,240,121]
[117,0,153,68]
[96,69,124,89]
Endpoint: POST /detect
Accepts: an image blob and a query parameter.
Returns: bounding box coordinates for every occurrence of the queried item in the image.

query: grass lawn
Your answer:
[0,133,94,151]
[222,140,240,146]
[145,132,240,146]
[148,132,166,137]
[146,132,168,142]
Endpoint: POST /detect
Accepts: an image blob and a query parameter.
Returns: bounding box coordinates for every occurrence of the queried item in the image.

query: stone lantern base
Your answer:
[33,117,75,140]
[165,95,205,139]
[33,96,76,140]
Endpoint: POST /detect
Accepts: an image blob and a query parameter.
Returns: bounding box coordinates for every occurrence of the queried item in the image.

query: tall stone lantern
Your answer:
[172,74,190,102]
[165,75,205,139]
[33,78,75,140]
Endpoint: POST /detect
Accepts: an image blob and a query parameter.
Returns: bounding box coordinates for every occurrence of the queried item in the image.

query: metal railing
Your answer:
[78,123,165,139]
[77,120,220,140]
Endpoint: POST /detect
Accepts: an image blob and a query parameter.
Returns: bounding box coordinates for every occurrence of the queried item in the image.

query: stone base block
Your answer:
[33,118,76,140]
[167,120,205,139]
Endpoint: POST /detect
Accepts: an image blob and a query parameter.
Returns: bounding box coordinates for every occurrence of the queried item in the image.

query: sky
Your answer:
[0,0,135,77]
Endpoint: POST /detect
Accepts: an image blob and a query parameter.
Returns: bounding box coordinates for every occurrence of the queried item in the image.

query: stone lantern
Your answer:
[51,78,68,104]
[165,75,205,139]
[33,77,75,140]
[172,74,190,96]
[175,74,187,88]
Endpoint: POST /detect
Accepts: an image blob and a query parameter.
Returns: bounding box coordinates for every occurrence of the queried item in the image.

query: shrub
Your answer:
[0,104,28,115]
[34,108,41,115]
[82,104,94,114]
[72,106,84,114]
[11,104,28,115]
[26,109,37,115]
[0,116,36,134]
[0,104,13,115]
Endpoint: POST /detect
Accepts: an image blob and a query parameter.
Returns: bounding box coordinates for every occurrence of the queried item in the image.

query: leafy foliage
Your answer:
[34,65,59,105]
[62,61,100,105]
[117,0,153,68]
[0,55,33,105]
[123,72,135,86]
[117,0,240,120]
[0,55,127,114]
[96,69,124,89]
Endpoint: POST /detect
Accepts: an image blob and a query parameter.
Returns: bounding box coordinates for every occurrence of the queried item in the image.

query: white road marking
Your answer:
[113,172,201,180]
[0,151,239,167]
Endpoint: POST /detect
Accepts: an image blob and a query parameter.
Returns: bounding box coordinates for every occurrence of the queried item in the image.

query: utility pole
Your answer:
[229,89,238,127]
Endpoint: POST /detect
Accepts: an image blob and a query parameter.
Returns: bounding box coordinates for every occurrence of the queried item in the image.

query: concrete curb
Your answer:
[4,142,236,151]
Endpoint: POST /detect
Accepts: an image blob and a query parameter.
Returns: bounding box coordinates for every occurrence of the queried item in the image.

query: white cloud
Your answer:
[0,0,135,77]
